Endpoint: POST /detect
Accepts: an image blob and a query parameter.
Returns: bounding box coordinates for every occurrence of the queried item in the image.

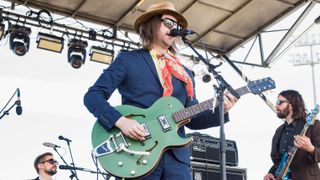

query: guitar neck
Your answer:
[173,86,250,122]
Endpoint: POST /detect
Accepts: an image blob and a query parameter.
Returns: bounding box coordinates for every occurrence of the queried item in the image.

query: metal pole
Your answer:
[310,46,317,106]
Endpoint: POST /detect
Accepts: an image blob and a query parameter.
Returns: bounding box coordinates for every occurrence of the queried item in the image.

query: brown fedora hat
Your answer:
[134,1,188,33]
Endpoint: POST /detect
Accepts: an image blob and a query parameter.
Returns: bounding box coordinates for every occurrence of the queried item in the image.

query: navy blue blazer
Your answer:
[84,49,229,165]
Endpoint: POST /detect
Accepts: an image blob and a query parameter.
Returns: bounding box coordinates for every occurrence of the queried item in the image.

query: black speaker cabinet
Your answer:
[190,161,247,180]
[187,133,238,166]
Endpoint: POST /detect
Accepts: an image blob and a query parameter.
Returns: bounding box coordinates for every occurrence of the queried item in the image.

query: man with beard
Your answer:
[263,90,320,180]
[32,152,58,180]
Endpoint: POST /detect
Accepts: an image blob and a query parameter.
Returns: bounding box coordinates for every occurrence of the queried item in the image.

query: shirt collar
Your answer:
[150,49,174,59]
[284,119,297,128]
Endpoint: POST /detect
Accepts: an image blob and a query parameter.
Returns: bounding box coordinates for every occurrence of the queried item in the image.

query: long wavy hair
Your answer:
[138,15,178,54]
[279,90,306,120]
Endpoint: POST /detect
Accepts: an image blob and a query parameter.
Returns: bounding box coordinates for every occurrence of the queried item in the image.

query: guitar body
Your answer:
[275,153,291,180]
[90,77,276,178]
[91,96,192,178]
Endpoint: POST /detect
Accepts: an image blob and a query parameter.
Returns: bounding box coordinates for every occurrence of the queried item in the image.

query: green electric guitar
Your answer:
[91,77,275,178]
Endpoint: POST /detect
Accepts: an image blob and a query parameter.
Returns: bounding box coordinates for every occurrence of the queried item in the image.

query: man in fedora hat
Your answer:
[84,1,237,179]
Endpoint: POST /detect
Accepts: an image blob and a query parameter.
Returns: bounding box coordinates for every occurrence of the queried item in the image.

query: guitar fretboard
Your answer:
[172,86,250,122]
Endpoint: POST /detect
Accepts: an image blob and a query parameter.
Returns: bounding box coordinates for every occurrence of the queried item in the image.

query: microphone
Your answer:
[43,142,61,148]
[16,88,22,115]
[59,135,72,143]
[59,165,90,171]
[169,28,195,37]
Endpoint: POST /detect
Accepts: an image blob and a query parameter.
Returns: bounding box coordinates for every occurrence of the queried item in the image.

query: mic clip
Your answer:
[15,99,21,106]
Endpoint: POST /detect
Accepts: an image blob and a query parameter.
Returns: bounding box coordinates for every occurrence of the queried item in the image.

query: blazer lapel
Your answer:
[273,124,285,157]
[139,49,162,84]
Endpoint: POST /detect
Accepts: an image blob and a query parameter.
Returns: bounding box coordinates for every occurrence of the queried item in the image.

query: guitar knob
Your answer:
[118,161,123,166]
[142,159,148,164]
[130,170,136,175]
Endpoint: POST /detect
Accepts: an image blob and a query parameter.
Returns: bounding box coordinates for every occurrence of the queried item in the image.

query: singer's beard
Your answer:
[45,167,57,176]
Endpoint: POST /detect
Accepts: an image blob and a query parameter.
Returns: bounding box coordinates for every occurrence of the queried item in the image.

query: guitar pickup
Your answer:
[158,114,171,132]
[141,122,151,140]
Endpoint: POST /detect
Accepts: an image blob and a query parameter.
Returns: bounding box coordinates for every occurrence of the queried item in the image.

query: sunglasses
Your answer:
[276,99,289,106]
[161,18,181,29]
[41,159,59,165]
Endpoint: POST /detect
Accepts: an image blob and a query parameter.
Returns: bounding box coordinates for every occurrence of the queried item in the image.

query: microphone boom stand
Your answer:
[0,88,20,120]
[64,139,79,180]
[53,147,78,180]
[180,36,240,180]
[0,100,20,120]
[60,165,110,180]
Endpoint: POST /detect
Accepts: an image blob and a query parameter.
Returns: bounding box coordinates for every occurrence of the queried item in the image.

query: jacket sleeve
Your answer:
[186,107,230,129]
[307,120,320,162]
[83,52,127,130]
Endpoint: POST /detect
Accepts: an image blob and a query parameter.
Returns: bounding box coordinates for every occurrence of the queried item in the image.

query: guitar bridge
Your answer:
[92,132,128,157]
[92,132,151,157]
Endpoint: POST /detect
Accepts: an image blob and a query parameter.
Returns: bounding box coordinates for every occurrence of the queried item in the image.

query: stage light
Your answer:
[0,23,5,40]
[36,32,64,53]
[89,46,114,65]
[67,39,88,69]
[9,25,32,56]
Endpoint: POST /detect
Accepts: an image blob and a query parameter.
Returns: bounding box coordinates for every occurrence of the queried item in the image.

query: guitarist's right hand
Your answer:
[263,173,275,180]
[115,116,146,141]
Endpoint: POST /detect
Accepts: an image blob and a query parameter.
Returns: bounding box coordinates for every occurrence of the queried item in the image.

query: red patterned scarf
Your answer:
[158,52,194,99]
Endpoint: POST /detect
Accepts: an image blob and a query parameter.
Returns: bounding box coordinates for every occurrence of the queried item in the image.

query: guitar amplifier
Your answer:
[187,132,238,166]
[190,161,247,180]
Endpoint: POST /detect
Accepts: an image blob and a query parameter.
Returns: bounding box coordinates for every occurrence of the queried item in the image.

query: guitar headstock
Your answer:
[247,77,276,94]
[306,104,319,125]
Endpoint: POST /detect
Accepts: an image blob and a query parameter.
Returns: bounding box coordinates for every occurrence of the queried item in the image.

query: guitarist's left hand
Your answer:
[224,92,238,113]
[294,135,315,153]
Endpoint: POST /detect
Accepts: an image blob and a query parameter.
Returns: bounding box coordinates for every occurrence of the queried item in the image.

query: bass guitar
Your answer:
[91,77,275,178]
[274,104,319,180]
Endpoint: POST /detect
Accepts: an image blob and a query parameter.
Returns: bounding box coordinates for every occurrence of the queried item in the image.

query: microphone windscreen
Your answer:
[169,29,180,37]
[16,106,22,115]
